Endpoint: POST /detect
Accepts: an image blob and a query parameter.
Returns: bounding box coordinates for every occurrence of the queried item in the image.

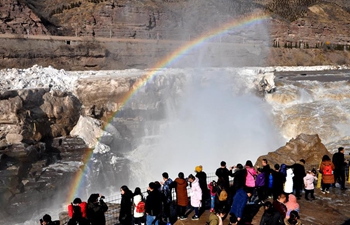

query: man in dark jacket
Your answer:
[229,164,245,198]
[261,159,271,200]
[146,182,162,225]
[86,193,108,225]
[288,159,306,199]
[333,147,348,190]
[229,188,252,225]
[216,161,230,188]
[272,164,286,201]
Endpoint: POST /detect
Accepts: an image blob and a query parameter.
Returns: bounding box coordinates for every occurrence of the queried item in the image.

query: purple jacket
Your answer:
[255,172,265,187]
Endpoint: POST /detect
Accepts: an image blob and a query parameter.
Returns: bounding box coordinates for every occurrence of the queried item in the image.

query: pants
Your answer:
[177,205,186,217]
[304,189,315,200]
[193,207,199,216]
[334,169,346,188]
[210,195,215,209]
[256,186,264,202]
[163,201,171,220]
[146,215,158,225]
[321,183,331,191]
[134,216,145,225]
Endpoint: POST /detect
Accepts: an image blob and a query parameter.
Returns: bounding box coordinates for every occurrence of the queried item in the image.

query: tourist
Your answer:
[285,194,299,219]
[259,201,275,225]
[208,208,226,225]
[229,188,252,225]
[284,168,294,197]
[245,160,257,193]
[332,147,347,190]
[133,187,145,225]
[208,180,217,212]
[215,181,228,213]
[255,168,266,204]
[160,172,173,223]
[195,165,210,206]
[145,182,162,225]
[288,159,306,199]
[67,197,89,225]
[284,210,302,225]
[86,193,108,225]
[272,193,287,223]
[188,174,202,220]
[319,154,335,194]
[40,214,60,225]
[119,185,133,225]
[170,172,188,220]
[215,161,230,188]
[230,163,245,198]
[272,164,286,201]
[303,170,317,201]
[261,159,271,200]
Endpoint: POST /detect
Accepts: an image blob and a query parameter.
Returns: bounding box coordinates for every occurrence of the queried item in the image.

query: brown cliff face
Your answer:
[0,0,49,35]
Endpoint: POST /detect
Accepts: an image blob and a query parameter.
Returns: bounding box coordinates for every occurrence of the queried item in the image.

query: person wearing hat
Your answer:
[195,165,209,207]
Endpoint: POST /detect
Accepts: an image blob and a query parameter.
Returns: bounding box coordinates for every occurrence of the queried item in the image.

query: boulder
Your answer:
[0,88,81,143]
[70,116,114,148]
[254,72,276,93]
[255,133,331,170]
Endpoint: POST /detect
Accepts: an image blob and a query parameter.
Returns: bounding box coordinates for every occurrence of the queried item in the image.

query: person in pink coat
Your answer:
[188,174,202,220]
[245,160,257,193]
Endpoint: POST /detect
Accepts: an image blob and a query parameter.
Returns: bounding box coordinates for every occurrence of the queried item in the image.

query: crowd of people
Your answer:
[40,147,348,225]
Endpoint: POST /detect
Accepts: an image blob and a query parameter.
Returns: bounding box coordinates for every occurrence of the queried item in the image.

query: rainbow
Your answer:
[65,13,270,203]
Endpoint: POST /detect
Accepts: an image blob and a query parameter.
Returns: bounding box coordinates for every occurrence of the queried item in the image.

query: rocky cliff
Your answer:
[0,0,49,35]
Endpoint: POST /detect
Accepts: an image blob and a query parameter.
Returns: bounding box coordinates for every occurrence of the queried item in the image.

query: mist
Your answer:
[126,69,284,187]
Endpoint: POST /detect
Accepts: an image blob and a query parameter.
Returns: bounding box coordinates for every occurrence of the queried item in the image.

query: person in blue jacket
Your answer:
[229,188,252,225]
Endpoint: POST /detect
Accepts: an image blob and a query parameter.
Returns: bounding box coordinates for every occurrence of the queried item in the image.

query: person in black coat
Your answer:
[119,185,134,225]
[261,159,271,200]
[333,147,348,190]
[86,193,108,225]
[215,161,230,189]
[229,164,245,198]
[195,165,210,204]
[288,159,306,199]
[272,164,286,201]
[145,182,162,225]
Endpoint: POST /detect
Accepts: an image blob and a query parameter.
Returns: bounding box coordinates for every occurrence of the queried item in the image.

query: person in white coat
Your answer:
[133,187,145,225]
[188,174,202,220]
[284,168,294,196]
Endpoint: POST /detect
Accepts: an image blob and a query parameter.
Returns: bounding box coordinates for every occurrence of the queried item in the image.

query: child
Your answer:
[208,180,217,212]
[303,170,317,201]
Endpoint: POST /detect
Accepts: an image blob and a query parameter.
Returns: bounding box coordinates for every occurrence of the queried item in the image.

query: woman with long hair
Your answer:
[119,185,134,225]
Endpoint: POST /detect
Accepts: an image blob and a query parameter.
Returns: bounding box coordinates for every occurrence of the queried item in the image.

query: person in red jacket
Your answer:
[68,197,89,225]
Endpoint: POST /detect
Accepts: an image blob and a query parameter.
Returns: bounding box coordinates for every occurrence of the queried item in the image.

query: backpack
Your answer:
[256,173,265,187]
[135,201,145,213]
[218,189,228,201]
[323,164,333,175]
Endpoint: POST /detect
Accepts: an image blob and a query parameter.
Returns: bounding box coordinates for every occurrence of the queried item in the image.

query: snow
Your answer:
[1,64,348,93]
